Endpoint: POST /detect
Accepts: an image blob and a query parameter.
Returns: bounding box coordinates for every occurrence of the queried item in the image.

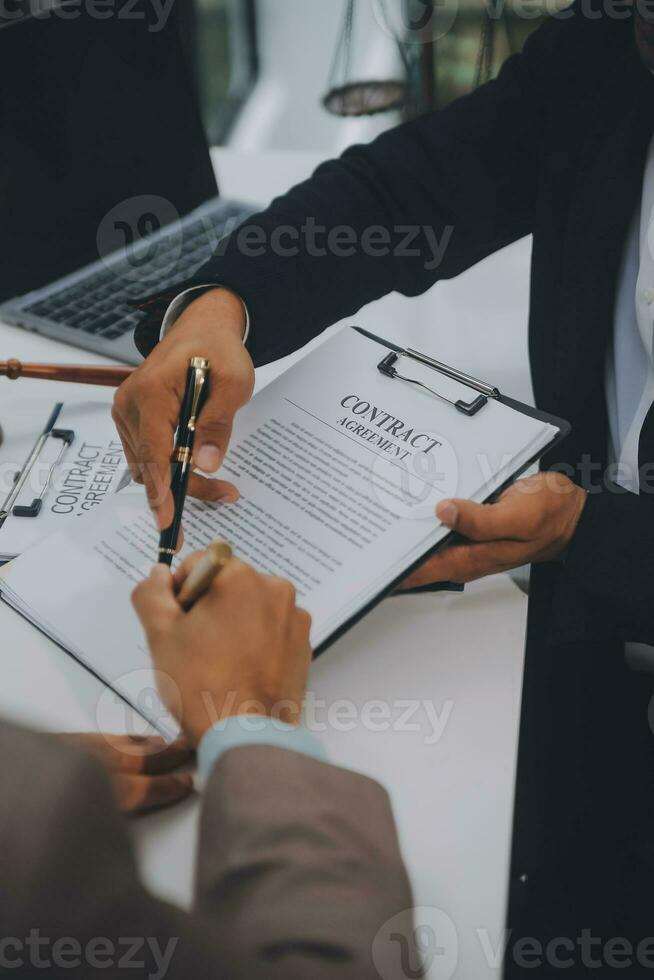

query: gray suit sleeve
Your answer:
[0,722,225,978]
[196,745,415,980]
[0,724,416,980]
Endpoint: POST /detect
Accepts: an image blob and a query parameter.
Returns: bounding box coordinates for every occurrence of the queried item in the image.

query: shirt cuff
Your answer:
[160,285,251,344]
[197,715,328,784]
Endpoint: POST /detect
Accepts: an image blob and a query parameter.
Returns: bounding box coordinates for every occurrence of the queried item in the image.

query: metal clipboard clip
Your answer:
[0,403,75,528]
[352,326,502,416]
[377,351,491,417]
[352,327,501,418]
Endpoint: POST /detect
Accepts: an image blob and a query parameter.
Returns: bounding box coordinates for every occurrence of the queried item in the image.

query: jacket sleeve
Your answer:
[195,745,415,980]
[554,487,654,644]
[134,11,568,366]
[0,723,226,978]
[0,724,415,980]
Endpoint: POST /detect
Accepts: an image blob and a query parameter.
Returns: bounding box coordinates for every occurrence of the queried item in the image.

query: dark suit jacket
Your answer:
[0,721,413,979]
[134,3,654,972]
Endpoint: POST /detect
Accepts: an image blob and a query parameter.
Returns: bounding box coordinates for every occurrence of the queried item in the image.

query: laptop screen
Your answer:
[0,0,219,302]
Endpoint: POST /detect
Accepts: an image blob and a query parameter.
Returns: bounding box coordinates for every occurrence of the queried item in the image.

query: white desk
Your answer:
[0,149,532,980]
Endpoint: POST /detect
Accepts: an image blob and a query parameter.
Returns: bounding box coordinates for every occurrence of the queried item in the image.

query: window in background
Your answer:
[187,0,258,145]
[433,1,552,108]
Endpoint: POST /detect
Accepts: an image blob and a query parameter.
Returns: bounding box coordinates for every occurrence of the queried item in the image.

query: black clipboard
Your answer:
[313,327,571,657]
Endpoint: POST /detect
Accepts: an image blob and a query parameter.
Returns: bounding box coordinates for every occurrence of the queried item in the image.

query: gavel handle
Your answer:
[0,359,134,387]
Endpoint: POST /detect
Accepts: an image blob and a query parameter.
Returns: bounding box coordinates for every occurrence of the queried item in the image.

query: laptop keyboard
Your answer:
[22,201,250,341]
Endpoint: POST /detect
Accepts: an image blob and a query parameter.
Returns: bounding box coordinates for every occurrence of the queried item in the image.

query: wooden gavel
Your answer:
[0,359,134,387]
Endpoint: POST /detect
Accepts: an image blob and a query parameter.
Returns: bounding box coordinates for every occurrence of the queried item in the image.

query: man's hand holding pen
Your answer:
[62,540,312,810]
[132,553,313,748]
[112,287,253,531]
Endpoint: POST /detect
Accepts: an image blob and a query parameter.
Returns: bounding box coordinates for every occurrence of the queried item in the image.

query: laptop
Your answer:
[0,0,254,364]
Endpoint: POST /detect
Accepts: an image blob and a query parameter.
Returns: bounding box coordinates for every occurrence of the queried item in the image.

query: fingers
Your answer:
[61,733,195,814]
[112,383,177,529]
[436,494,530,543]
[194,413,233,475]
[399,539,528,588]
[436,473,578,545]
[188,299,253,473]
[202,556,255,591]
[59,733,193,775]
[134,413,176,530]
[401,475,580,589]
[173,550,207,590]
[111,411,142,485]
[292,606,313,661]
[192,357,253,474]
[295,605,313,639]
[218,565,306,621]
[109,735,193,776]
[398,549,463,589]
[111,288,253,533]
[194,557,258,612]
[267,574,297,609]
[186,473,240,503]
[115,771,195,815]
[132,565,182,640]
[173,557,258,628]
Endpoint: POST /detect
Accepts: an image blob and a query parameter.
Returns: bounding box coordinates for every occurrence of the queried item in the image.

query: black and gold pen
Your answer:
[158,356,210,565]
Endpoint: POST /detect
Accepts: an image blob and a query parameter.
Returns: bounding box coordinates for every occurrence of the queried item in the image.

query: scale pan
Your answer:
[323,80,407,117]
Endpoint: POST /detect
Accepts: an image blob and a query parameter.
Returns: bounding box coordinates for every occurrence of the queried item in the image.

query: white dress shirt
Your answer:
[606,132,654,491]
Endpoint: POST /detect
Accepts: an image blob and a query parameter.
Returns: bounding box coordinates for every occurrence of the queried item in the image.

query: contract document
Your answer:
[0,328,566,734]
[0,400,128,561]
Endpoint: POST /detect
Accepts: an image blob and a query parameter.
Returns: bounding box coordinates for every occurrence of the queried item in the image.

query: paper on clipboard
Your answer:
[0,400,128,561]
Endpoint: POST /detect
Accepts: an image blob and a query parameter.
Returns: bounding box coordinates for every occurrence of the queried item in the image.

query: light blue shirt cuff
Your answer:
[198,715,327,783]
